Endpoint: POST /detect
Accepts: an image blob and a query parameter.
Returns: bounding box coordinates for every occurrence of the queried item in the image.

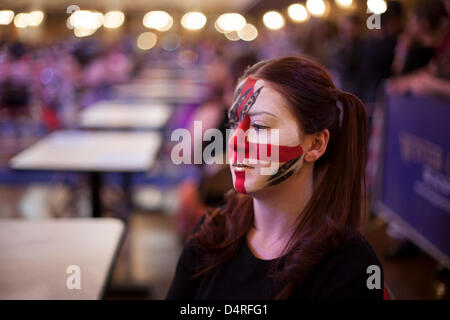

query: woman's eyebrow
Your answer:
[247,110,278,118]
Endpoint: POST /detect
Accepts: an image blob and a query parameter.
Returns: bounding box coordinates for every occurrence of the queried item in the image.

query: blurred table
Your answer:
[132,77,207,86]
[9,130,162,217]
[79,100,172,130]
[139,67,207,81]
[0,218,124,299]
[113,82,205,102]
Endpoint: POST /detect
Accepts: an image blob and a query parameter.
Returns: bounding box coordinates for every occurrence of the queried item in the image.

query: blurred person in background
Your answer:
[360,1,404,105]
[389,0,450,98]
[73,39,133,108]
[0,42,35,146]
[0,42,33,117]
[392,0,446,76]
[327,14,364,97]
[302,20,337,66]
[34,43,81,130]
[257,25,300,60]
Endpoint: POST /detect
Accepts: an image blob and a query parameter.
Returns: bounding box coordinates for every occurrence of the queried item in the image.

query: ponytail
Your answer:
[329,90,368,227]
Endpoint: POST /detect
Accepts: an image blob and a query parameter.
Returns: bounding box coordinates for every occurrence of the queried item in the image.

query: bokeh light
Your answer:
[335,0,353,8]
[237,23,258,41]
[214,20,225,33]
[14,13,30,28]
[161,33,182,51]
[178,50,198,67]
[103,11,125,29]
[137,31,158,50]
[306,0,326,17]
[143,11,173,31]
[28,11,44,27]
[74,27,97,37]
[181,12,207,30]
[0,10,14,25]
[224,30,240,41]
[367,0,387,14]
[287,4,309,22]
[70,10,103,30]
[216,13,246,32]
[263,11,285,30]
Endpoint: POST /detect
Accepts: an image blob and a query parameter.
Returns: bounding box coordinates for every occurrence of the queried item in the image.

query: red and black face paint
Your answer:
[228,77,304,194]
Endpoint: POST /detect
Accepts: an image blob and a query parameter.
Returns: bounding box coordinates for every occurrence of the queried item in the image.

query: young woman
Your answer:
[166,56,383,300]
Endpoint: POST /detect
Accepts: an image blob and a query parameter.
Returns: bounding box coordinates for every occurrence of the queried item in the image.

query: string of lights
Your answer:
[0,0,389,42]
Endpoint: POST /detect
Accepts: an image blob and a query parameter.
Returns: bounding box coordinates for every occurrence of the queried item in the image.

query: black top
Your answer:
[166,217,384,300]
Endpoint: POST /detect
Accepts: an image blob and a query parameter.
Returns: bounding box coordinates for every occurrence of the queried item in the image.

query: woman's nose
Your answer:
[229,114,250,158]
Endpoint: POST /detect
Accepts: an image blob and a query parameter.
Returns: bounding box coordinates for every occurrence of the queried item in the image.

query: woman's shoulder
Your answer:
[298,233,384,300]
[321,233,383,279]
[330,233,381,266]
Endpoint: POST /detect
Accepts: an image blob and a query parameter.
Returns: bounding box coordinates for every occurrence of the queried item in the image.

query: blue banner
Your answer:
[381,93,450,266]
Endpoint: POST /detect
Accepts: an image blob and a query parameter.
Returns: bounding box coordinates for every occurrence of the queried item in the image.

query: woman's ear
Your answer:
[303,129,330,163]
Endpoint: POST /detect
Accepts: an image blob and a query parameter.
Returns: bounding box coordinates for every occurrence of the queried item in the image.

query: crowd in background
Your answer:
[0,37,135,134]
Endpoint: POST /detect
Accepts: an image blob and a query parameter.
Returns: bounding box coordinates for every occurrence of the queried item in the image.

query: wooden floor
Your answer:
[363,219,446,300]
[105,212,182,300]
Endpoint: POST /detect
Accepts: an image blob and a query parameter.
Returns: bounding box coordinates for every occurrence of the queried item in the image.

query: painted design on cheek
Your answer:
[248,143,303,163]
[267,156,302,186]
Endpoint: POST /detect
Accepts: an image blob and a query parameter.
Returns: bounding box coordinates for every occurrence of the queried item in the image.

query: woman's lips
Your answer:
[232,163,254,172]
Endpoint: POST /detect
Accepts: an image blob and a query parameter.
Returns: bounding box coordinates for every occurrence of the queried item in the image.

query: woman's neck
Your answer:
[250,164,314,247]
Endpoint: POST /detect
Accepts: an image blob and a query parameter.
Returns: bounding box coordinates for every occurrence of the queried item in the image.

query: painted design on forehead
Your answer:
[228,77,262,122]
[229,77,304,194]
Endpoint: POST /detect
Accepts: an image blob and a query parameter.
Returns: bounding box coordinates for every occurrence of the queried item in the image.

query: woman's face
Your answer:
[228,77,305,195]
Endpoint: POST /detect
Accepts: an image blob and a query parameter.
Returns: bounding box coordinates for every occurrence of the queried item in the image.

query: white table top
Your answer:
[0,218,124,300]
[132,77,207,85]
[139,67,206,79]
[79,101,172,129]
[113,82,205,102]
[9,130,162,172]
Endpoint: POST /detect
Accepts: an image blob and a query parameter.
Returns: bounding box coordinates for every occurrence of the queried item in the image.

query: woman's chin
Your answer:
[234,180,269,196]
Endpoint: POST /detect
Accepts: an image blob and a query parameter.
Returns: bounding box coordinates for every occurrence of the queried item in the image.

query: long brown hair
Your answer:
[188,56,367,299]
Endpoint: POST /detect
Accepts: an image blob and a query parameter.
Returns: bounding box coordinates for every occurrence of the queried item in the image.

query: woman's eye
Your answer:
[251,123,269,131]
[226,121,238,129]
